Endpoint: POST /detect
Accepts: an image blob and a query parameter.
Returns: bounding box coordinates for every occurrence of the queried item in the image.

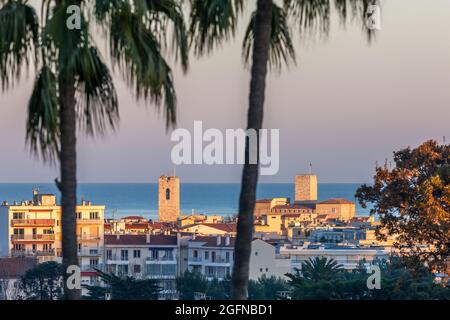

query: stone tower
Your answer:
[158,176,180,222]
[295,174,318,202]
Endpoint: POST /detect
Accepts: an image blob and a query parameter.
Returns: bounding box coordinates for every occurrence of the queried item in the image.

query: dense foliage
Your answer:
[20,261,64,300]
[356,140,450,273]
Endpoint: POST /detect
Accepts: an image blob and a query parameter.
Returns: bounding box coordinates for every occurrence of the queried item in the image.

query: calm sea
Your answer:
[0,183,370,220]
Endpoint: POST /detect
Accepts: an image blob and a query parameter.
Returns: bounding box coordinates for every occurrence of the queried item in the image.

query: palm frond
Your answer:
[334,0,377,43]
[26,64,60,163]
[284,0,331,37]
[69,45,119,137]
[107,2,177,128]
[0,0,39,90]
[189,0,243,56]
[243,4,296,72]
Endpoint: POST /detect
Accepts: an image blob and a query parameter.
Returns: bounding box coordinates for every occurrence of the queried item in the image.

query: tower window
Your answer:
[166,188,171,200]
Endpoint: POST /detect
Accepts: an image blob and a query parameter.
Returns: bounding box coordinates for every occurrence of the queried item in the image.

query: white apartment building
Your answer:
[187,236,291,281]
[187,235,234,280]
[0,191,104,286]
[279,243,391,271]
[104,234,181,299]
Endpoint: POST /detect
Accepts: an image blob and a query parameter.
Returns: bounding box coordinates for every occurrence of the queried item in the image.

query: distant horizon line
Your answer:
[0,181,370,185]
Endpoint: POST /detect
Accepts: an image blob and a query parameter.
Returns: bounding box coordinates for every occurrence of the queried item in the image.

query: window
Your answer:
[106,250,112,260]
[212,251,216,262]
[121,250,128,261]
[133,250,141,258]
[193,250,198,259]
[133,265,141,274]
[90,259,99,267]
[204,251,209,260]
[90,212,99,220]
[165,188,171,200]
[13,212,24,220]
[255,251,258,256]
[225,252,230,262]
[77,212,82,219]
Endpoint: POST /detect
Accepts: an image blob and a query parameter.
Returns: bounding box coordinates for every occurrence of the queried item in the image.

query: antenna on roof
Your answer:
[309,162,313,174]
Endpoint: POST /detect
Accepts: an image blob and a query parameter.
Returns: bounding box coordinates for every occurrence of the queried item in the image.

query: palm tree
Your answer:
[299,257,344,281]
[0,0,188,299]
[189,0,375,299]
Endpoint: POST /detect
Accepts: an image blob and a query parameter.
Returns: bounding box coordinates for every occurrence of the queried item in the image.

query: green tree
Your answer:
[248,275,289,300]
[176,270,208,300]
[299,256,344,281]
[0,0,188,299]
[189,0,374,299]
[84,269,161,300]
[206,276,232,300]
[20,261,64,300]
[356,140,450,273]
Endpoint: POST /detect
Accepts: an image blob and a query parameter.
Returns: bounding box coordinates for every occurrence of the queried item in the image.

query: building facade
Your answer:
[0,191,104,286]
[104,234,181,299]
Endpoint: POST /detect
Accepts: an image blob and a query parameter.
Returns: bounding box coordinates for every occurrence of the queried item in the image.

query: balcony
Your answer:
[105,255,129,265]
[81,264,104,272]
[11,219,55,227]
[77,219,102,225]
[11,234,55,241]
[11,249,55,257]
[78,248,103,257]
[145,256,176,264]
[77,235,102,242]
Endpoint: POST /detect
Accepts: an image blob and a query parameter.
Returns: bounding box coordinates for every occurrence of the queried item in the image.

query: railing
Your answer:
[106,255,128,262]
[146,256,175,262]
[77,219,102,224]
[77,235,102,241]
[11,234,55,241]
[81,264,104,272]
[11,249,55,257]
[11,219,55,226]
[78,248,103,257]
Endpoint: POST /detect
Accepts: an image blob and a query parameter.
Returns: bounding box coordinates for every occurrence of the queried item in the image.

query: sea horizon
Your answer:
[0,182,371,220]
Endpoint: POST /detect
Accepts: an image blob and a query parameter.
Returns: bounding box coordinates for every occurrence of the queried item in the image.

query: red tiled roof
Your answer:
[125,223,149,229]
[189,236,235,247]
[201,223,237,233]
[0,257,37,278]
[318,198,355,205]
[105,234,177,246]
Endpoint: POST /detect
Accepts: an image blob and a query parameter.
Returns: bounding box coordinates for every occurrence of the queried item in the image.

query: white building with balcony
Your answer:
[187,235,234,280]
[104,234,181,299]
[279,243,391,271]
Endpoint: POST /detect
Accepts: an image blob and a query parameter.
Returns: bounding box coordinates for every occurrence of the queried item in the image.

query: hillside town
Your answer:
[0,173,398,299]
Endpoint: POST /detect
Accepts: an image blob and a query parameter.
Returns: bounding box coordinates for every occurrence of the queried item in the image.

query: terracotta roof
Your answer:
[201,223,237,233]
[0,257,37,278]
[125,223,149,229]
[105,234,177,246]
[318,198,355,205]
[189,236,235,247]
[256,199,272,203]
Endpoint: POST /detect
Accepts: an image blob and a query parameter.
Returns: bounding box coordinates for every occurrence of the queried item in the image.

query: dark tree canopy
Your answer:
[356,140,450,273]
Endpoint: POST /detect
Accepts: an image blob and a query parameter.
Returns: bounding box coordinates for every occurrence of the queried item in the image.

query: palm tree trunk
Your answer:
[231,0,273,300]
[59,78,81,300]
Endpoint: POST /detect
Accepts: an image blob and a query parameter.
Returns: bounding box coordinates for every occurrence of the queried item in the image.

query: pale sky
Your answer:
[0,0,449,183]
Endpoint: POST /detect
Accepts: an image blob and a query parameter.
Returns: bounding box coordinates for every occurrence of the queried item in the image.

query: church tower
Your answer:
[295,174,318,202]
[158,176,180,222]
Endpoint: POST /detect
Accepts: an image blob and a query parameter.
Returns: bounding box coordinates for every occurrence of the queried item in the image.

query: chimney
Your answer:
[216,235,221,246]
[192,233,196,240]
[146,233,151,244]
[225,236,230,246]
